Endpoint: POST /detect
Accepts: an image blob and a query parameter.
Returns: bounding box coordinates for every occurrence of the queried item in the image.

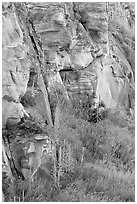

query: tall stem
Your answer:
[81,147,84,164]
[53,146,57,186]
[53,104,60,186]
[57,146,62,186]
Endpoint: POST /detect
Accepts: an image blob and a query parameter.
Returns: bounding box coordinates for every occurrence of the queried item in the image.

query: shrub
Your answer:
[3,95,135,202]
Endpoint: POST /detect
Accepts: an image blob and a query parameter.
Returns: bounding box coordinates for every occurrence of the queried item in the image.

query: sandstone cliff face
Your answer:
[2,3,30,127]
[24,2,134,110]
[2,2,135,186]
[2,2,135,127]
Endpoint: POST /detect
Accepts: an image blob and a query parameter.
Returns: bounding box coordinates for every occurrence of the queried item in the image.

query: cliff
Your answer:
[2,2,135,127]
[2,2,135,202]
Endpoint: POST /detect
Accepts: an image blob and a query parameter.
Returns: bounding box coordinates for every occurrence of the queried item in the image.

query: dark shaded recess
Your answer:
[88,108,108,123]
[59,68,75,72]
[88,28,100,42]
[10,70,17,84]
[59,69,79,82]
[2,11,8,17]
[20,92,36,107]
[27,70,37,87]
[73,94,108,123]
[3,95,16,103]
[59,43,70,52]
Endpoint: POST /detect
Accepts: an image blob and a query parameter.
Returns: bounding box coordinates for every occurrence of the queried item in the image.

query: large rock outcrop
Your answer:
[2,2,135,184]
[2,3,30,127]
[24,2,134,110]
[2,2,135,128]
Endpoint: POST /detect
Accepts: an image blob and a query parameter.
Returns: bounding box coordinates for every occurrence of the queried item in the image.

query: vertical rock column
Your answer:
[2,3,30,127]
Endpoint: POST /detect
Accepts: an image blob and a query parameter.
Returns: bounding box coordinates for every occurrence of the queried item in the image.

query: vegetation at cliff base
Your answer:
[2,99,135,202]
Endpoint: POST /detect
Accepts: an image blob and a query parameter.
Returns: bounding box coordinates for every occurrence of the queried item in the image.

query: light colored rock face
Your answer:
[93,55,131,108]
[72,50,93,68]
[26,2,134,110]
[2,3,30,127]
[2,101,25,127]
[2,2,135,183]
[2,2,135,128]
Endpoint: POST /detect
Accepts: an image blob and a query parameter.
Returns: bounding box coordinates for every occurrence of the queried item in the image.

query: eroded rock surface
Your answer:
[25,2,135,109]
[2,2,135,182]
[2,3,30,127]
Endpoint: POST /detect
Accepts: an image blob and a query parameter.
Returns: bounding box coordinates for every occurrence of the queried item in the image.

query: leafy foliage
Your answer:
[71,94,108,123]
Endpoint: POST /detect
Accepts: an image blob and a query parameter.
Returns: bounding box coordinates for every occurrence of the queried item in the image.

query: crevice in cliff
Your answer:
[9,70,17,85]
[14,2,53,126]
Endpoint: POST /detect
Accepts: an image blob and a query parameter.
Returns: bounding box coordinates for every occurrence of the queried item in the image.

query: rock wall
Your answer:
[2,2,135,128]
[24,2,134,109]
[2,2,135,183]
[2,3,30,127]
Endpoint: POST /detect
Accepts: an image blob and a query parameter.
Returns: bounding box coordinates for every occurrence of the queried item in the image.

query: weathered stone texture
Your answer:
[2,2,135,182]
[2,2,135,127]
[2,3,30,127]
[24,2,135,109]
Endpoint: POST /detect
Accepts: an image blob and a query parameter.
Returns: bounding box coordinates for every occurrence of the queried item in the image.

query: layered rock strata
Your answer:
[25,2,135,110]
[2,2,135,128]
[2,3,30,127]
[2,2,135,182]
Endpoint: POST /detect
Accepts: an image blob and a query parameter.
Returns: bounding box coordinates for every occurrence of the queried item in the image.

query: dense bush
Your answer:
[71,94,108,123]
